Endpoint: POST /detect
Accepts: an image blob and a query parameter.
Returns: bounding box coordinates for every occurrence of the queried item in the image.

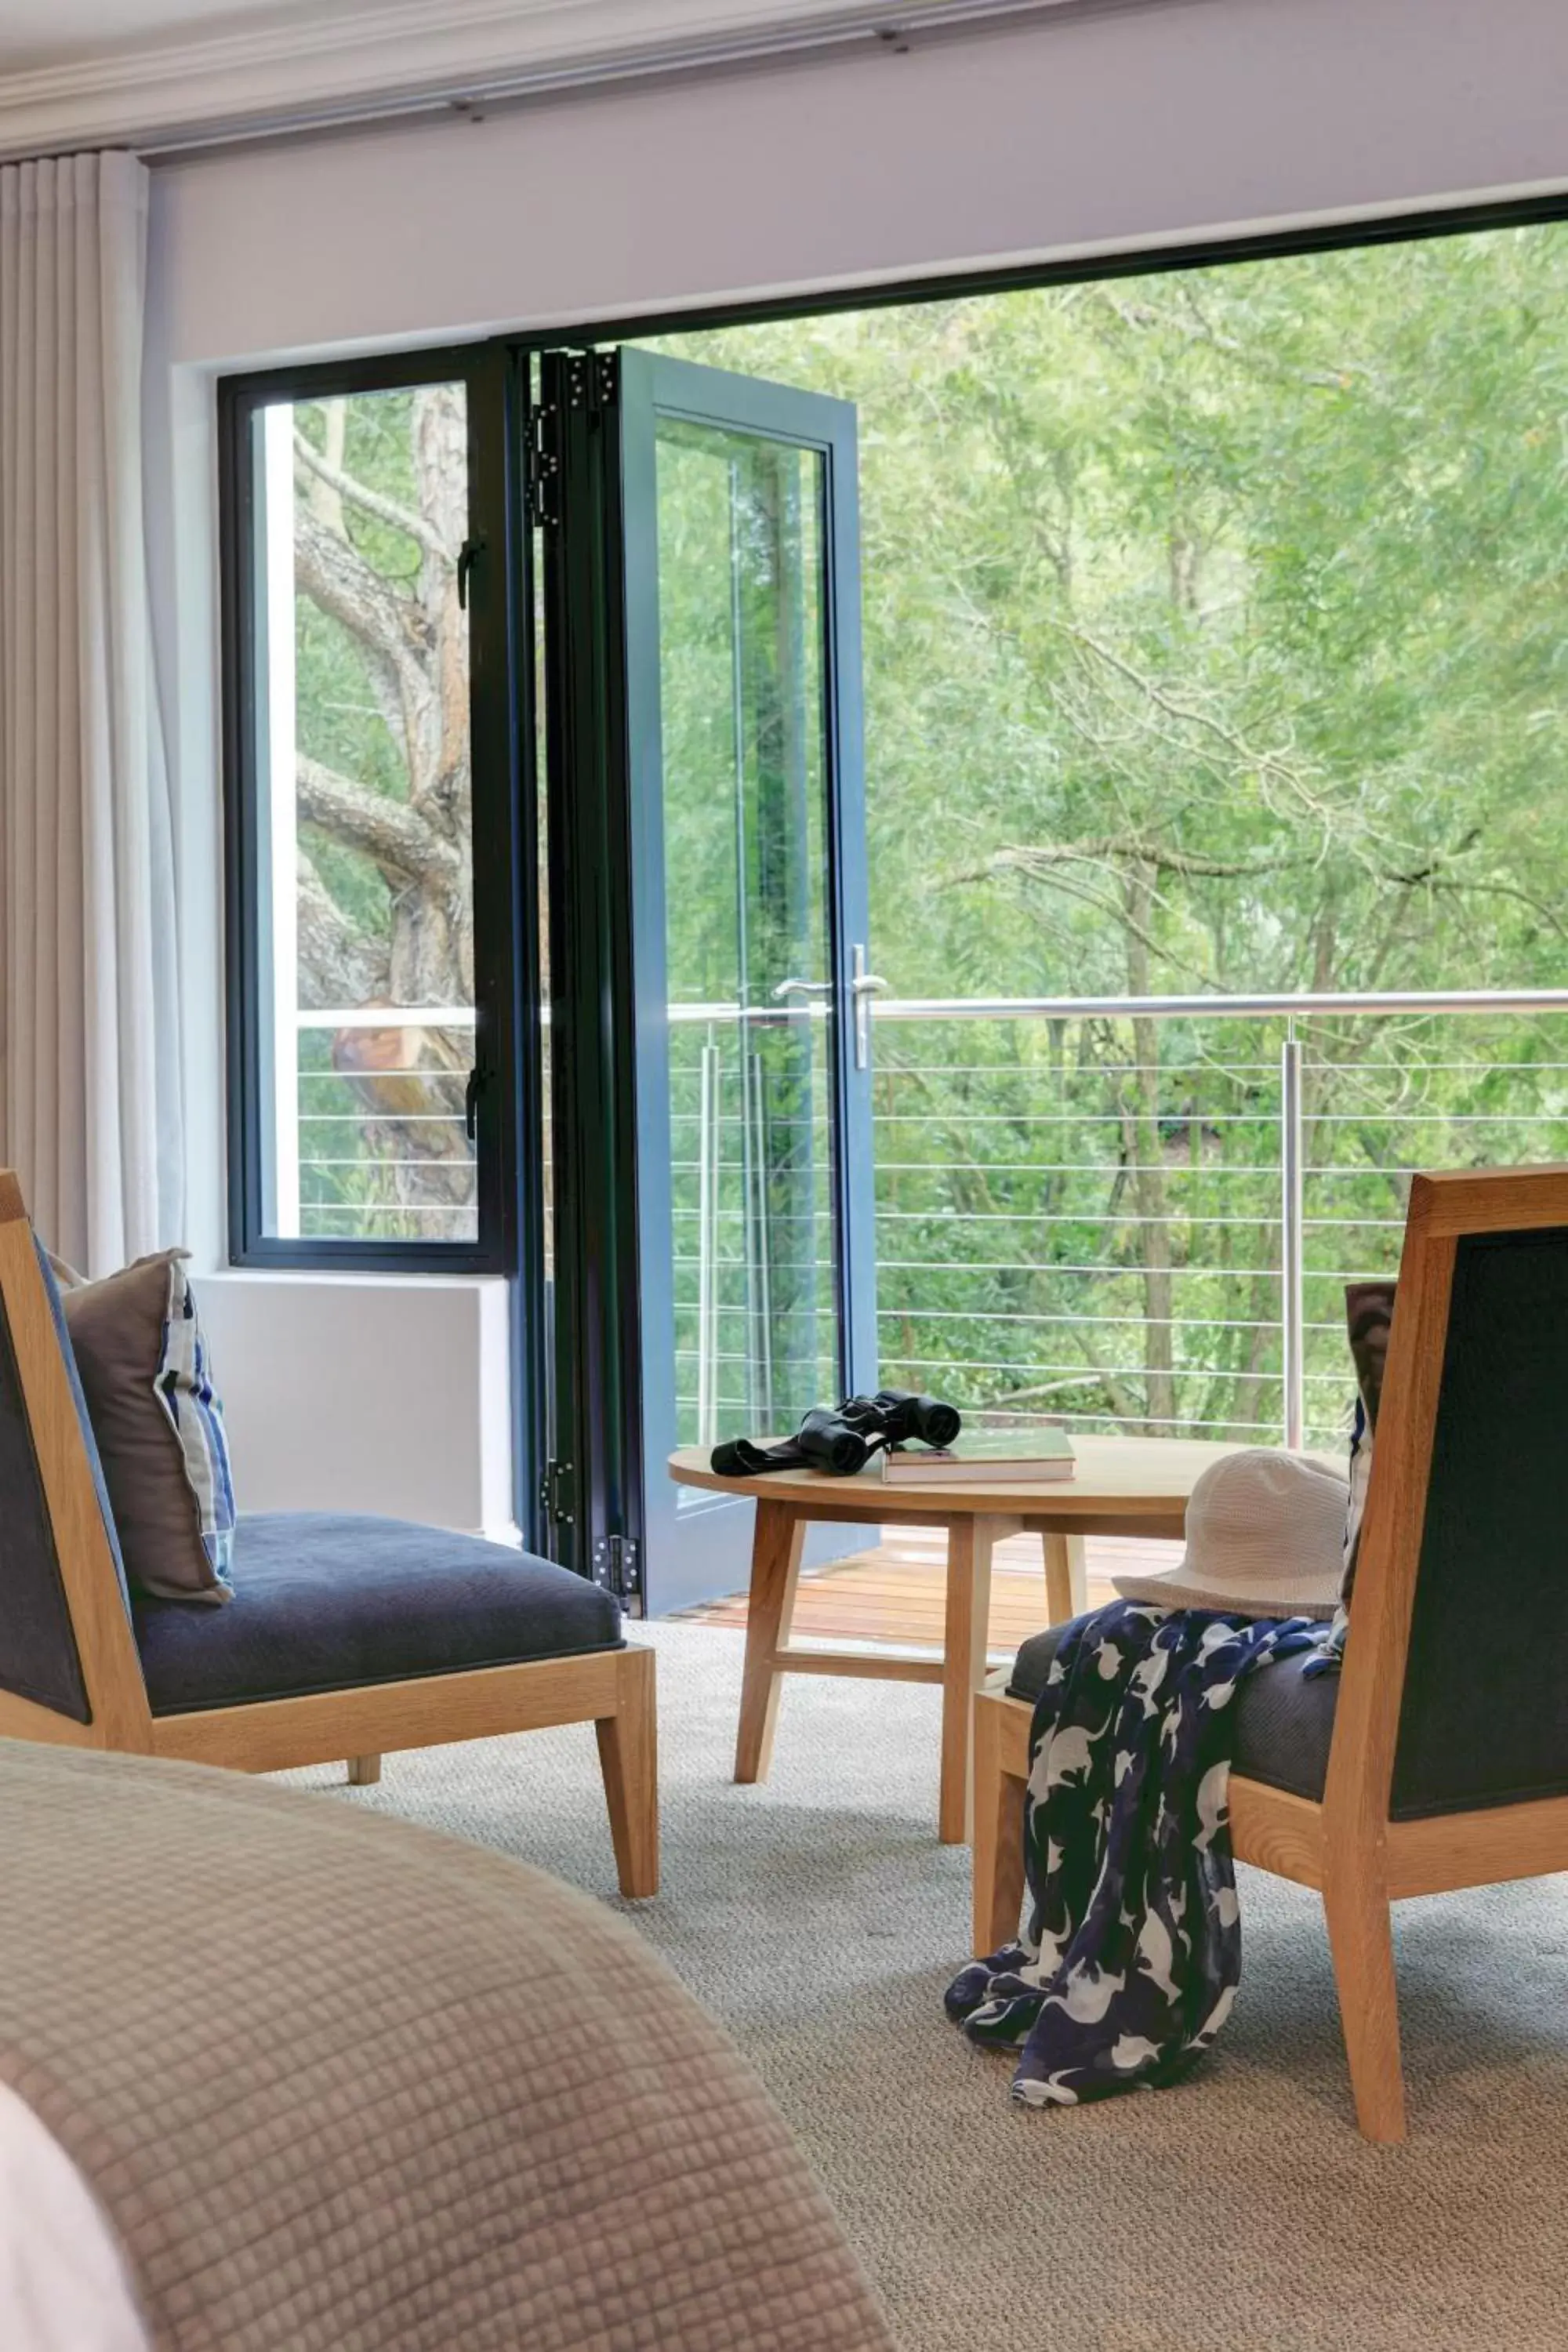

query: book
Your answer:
[880,1427,1076,1483]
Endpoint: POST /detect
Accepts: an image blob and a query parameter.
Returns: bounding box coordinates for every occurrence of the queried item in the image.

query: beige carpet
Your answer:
[292,1624,1568,2350]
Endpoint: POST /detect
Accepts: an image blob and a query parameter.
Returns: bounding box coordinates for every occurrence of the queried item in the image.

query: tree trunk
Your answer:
[292,383,477,1234]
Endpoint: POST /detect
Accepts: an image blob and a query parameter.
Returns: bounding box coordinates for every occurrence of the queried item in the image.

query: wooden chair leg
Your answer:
[347,1755,381,1785]
[596,1646,659,1899]
[1041,1530,1087,1622]
[971,1693,1028,1957]
[1322,1865,1406,2142]
[734,1502,804,1784]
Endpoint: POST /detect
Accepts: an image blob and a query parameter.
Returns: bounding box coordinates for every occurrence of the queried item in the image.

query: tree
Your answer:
[650,227,1568,1440]
[289,386,476,1233]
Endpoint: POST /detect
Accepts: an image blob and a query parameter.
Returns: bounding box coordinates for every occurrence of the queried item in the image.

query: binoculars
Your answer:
[780,1388,962,1474]
[710,1387,961,1480]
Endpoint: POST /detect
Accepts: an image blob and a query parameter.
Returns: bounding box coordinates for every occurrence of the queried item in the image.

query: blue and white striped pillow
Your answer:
[154,1263,236,1589]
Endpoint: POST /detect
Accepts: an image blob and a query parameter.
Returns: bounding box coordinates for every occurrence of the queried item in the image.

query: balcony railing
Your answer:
[670,989,1568,1453]
[286,1006,478,1243]
[284,989,1568,1454]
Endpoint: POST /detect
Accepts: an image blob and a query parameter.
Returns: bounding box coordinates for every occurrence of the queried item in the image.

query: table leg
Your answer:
[940,1515,1000,1845]
[1042,1530,1088,1623]
[734,1501,805,1784]
[971,1692,1028,1958]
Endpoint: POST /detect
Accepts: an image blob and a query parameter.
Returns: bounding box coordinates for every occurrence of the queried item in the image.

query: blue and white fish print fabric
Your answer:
[946,1601,1322,2107]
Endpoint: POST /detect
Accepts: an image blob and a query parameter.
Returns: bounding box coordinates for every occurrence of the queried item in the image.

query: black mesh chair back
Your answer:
[1392,1224,1568,1819]
[0,1276,90,1722]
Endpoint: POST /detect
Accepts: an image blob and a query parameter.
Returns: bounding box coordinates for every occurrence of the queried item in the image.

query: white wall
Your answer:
[152,0,1568,369]
[143,0,1568,1526]
[198,1269,518,1536]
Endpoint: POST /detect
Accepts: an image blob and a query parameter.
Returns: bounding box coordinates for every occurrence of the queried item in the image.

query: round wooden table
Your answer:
[668,1435,1241,1844]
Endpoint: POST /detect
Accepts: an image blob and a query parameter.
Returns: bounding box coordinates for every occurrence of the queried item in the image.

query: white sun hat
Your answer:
[1112,1446,1348,1621]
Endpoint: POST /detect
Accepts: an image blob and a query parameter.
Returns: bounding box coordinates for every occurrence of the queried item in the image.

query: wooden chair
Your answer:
[972,1167,1568,2140]
[0,1171,657,1897]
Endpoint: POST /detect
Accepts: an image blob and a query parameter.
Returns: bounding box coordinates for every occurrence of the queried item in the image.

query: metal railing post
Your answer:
[697,1041,720,1446]
[1280,1023,1305,1450]
[744,1044,775,1427]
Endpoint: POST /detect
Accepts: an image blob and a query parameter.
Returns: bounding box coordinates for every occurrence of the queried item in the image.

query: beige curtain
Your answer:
[0,151,181,1272]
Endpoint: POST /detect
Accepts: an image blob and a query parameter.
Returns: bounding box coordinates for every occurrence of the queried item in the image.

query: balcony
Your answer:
[670,989,1568,1455]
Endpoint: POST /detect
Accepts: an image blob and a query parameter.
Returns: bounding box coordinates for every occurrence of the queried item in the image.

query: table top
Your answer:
[667,1433,1258,1521]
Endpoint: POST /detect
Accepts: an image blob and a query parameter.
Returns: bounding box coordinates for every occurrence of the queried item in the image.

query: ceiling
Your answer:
[0,0,1054,158]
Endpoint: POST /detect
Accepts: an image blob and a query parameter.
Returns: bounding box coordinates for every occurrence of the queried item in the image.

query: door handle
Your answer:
[456,535,485,611]
[771,978,833,1000]
[850,944,887,1070]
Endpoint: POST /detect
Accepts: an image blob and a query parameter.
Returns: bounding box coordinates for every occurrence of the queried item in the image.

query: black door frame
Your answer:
[604,347,877,1614]
[534,348,648,1593]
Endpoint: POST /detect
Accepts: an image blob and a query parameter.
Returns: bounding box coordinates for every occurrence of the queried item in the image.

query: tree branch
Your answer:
[296,755,456,886]
[1382,866,1568,944]
[950,835,1308,885]
[294,851,390,1011]
[1046,616,1348,832]
[292,504,431,715]
[1065,1324,1145,1430]
[294,430,454,565]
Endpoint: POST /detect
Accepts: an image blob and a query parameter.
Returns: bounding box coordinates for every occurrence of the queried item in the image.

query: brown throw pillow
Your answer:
[60,1251,233,1605]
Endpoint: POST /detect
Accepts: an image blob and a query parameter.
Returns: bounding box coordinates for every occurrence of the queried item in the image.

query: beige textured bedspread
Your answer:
[0,1738,896,2351]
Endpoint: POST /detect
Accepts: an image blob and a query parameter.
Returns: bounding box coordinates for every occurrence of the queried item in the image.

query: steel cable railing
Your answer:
[284,990,1568,1448]
[671,989,1568,1450]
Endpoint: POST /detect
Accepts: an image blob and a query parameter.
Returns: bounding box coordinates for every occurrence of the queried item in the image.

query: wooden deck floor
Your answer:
[673,1527,1182,1658]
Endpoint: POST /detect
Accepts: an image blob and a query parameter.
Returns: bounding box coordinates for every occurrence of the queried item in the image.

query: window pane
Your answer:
[654,420,841,1450]
[249,383,477,1244]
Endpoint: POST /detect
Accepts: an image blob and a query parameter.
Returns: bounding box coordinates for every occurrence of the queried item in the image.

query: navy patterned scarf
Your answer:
[946,1602,1323,2106]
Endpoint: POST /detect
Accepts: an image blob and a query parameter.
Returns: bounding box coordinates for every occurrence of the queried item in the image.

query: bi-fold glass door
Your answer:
[537,347,877,1614]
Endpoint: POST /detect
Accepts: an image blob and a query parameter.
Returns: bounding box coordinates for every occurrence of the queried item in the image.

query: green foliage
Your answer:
[647,228,1568,1441]
[287,238,1568,1417]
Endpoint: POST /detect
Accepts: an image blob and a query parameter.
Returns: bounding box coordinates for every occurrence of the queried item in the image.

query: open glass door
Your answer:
[538,347,877,1614]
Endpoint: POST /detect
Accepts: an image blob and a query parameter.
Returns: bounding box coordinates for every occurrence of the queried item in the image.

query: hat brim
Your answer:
[1111,1563,1341,1621]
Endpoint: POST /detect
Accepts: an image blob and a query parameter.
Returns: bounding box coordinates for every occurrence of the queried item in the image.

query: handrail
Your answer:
[294,987,1568,1030]
[872,987,1568,1021]
[654,985,1568,1025]
[673,986,1568,1024]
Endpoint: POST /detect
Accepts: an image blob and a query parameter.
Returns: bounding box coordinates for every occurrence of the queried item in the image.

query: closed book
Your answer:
[880,1428,1076,1483]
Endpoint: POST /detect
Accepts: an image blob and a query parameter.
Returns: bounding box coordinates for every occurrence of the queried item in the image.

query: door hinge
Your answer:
[562,348,619,416]
[525,399,561,529]
[590,1533,641,1602]
[539,1457,575,1526]
[530,351,618,525]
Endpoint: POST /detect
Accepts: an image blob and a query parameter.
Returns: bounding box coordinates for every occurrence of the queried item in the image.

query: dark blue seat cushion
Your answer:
[133,1513,622,1716]
[1007,1619,1340,1803]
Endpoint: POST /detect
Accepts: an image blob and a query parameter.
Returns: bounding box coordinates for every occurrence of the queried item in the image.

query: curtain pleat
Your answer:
[0,151,181,1272]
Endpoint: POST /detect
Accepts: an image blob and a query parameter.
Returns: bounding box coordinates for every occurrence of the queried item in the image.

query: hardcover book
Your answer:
[880,1427,1076,1483]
